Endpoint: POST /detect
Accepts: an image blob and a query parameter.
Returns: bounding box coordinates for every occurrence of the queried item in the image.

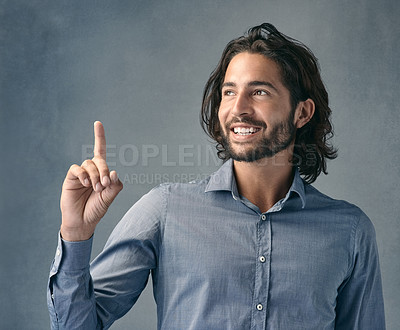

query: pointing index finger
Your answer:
[94,121,106,160]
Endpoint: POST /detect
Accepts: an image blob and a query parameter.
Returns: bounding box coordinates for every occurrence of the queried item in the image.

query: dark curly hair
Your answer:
[200,23,337,183]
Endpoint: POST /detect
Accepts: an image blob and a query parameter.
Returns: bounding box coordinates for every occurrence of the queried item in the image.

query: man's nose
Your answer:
[231,93,254,117]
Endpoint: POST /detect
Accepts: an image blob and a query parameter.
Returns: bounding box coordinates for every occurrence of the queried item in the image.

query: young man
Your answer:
[48,23,385,329]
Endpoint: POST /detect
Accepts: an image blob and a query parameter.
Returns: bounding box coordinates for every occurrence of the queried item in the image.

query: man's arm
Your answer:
[48,121,123,329]
[48,187,165,329]
[48,184,164,329]
[335,212,385,330]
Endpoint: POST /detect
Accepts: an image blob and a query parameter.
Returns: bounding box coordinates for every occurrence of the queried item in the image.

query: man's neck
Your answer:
[233,151,294,213]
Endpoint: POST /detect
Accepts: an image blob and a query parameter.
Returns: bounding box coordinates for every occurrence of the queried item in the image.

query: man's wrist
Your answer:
[60,225,94,242]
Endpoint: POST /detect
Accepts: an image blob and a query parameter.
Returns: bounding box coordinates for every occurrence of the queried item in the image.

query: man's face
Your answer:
[218,52,297,162]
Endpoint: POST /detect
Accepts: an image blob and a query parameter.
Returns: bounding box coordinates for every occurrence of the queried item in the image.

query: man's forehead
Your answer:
[223,52,284,90]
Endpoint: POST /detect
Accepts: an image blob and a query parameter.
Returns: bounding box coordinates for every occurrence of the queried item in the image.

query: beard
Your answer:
[220,110,296,162]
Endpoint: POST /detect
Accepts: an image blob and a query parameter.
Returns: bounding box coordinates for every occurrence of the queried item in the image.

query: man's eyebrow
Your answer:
[221,81,279,93]
[221,82,236,88]
[248,80,279,93]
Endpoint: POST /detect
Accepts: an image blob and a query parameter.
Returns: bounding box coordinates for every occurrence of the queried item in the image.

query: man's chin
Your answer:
[228,150,269,163]
[226,143,286,163]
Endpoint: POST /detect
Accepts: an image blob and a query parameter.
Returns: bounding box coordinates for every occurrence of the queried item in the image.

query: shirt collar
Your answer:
[205,159,235,193]
[205,158,306,209]
[284,168,306,209]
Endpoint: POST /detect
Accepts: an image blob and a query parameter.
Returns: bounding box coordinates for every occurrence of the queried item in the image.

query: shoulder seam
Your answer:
[345,212,362,280]
[158,183,169,259]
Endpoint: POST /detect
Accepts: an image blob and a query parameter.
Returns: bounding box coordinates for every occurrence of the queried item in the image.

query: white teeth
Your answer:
[233,127,259,135]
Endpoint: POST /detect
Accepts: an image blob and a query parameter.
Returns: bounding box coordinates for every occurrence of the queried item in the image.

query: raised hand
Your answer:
[60,121,123,241]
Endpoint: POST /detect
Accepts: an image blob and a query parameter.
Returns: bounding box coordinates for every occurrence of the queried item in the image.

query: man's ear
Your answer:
[295,98,315,129]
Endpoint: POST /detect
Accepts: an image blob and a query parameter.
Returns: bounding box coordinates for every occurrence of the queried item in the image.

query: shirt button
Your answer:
[56,249,61,256]
[261,214,266,221]
[259,256,266,263]
[256,304,263,311]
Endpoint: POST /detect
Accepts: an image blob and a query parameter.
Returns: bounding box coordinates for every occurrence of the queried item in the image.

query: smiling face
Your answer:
[218,52,298,162]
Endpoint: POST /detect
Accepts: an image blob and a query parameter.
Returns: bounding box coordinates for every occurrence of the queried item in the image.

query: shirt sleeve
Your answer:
[47,234,97,329]
[335,212,386,330]
[47,184,166,329]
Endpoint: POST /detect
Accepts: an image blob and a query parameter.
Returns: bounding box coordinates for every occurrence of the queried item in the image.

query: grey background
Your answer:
[1,0,399,329]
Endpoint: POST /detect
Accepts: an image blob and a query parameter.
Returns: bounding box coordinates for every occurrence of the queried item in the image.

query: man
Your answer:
[48,23,385,329]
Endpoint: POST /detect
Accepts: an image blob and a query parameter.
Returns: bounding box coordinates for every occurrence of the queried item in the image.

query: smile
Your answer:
[232,127,261,136]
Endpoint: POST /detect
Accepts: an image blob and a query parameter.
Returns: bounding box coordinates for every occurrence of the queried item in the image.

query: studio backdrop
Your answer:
[1,0,399,329]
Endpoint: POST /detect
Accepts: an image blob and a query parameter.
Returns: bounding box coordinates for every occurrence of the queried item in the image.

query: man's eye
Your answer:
[223,90,235,96]
[254,90,268,96]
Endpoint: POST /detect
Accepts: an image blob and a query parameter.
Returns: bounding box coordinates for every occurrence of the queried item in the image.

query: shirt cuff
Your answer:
[59,233,93,271]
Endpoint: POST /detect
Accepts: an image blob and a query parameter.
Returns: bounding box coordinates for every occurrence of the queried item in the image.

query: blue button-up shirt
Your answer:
[48,159,385,329]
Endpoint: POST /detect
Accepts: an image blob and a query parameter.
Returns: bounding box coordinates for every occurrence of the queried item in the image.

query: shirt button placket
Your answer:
[252,213,270,329]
